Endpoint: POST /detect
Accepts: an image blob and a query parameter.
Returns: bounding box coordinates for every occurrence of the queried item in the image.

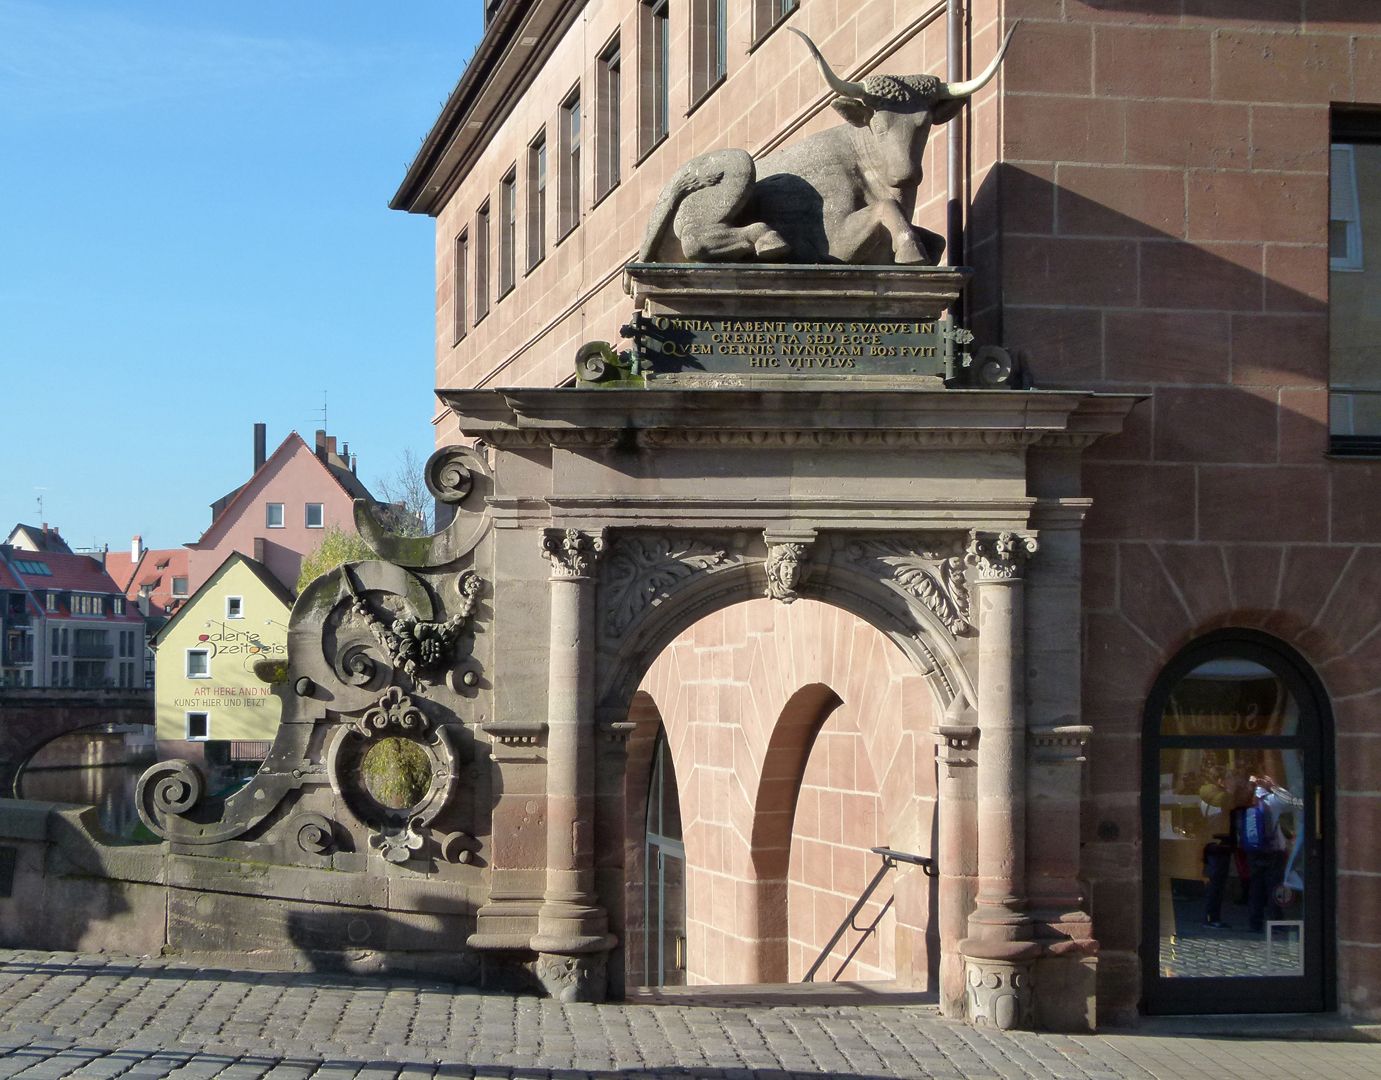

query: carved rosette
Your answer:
[846,537,972,635]
[764,541,810,604]
[533,952,608,1003]
[965,956,1035,1030]
[600,535,729,636]
[964,531,1038,583]
[542,528,608,579]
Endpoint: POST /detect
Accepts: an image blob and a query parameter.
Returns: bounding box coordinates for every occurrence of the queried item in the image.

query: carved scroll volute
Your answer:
[353,445,494,568]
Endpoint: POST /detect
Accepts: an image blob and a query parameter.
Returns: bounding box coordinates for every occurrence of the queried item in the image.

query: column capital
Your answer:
[541,527,608,579]
[965,531,1038,583]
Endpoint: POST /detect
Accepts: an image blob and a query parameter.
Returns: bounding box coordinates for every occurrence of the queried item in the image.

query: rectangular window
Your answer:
[113,597,124,615]
[597,35,622,199]
[305,503,324,529]
[186,648,210,679]
[527,130,547,270]
[559,88,582,237]
[453,230,468,342]
[61,628,68,654]
[499,166,516,296]
[45,592,57,612]
[475,201,491,322]
[641,0,671,153]
[266,502,285,529]
[50,628,59,654]
[753,0,798,46]
[50,661,59,685]
[1330,112,1381,453]
[690,0,727,107]
[186,712,210,741]
[226,596,243,620]
[171,576,188,597]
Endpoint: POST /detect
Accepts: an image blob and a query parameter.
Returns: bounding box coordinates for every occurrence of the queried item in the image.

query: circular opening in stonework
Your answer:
[360,737,432,811]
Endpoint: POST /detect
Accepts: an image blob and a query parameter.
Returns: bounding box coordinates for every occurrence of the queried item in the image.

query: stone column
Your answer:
[960,530,1041,1029]
[531,527,615,1001]
[934,703,979,1019]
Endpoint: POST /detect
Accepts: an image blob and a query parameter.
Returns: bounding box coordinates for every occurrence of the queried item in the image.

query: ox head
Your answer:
[792,25,1017,188]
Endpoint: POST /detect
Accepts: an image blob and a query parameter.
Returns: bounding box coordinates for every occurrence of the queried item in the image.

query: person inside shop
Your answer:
[1239,773,1303,933]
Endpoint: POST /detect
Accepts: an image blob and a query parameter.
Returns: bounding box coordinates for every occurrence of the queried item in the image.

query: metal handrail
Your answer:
[803,845,937,982]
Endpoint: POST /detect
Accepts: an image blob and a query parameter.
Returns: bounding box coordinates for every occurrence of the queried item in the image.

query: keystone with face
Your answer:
[637,25,1017,266]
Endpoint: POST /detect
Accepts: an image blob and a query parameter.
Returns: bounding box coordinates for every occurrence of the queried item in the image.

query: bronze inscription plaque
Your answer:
[636,315,949,376]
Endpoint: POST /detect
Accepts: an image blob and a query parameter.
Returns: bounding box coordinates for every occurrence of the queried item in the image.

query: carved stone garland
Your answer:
[341,566,481,689]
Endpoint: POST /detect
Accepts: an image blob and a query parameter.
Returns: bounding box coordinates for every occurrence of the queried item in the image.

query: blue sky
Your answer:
[0,1,482,551]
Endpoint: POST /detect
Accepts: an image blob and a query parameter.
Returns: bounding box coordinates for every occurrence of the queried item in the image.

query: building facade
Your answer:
[0,540,145,690]
[151,552,293,765]
[393,0,1381,1023]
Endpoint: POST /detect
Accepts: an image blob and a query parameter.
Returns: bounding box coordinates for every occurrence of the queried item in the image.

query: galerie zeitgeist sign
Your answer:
[635,314,949,376]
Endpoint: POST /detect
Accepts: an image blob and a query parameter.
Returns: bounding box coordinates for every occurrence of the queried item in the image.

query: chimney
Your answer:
[253,537,265,563]
[315,428,328,462]
[132,534,143,562]
[350,453,357,476]
[254,423,267,472]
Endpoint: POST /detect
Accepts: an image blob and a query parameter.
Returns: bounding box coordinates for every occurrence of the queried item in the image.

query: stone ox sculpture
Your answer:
[639,27,1016,266]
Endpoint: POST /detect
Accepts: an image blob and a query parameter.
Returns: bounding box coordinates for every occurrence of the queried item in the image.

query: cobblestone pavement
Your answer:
[0,951,1376,1080]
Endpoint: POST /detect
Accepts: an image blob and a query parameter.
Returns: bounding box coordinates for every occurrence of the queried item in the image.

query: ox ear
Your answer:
[931,97,967,125]
[830,96,873,127]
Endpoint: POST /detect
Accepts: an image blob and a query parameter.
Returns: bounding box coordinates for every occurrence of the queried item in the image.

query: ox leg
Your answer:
[833,201,930,265]
[682,222,789,261]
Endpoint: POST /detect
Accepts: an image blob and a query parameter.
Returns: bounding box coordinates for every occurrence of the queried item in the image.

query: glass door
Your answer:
[644,732,686,986]
[1142,635,1331,1014]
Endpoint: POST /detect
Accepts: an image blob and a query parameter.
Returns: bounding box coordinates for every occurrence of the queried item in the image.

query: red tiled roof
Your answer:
[123,547,189,616]
[10,549,122,593]
[0,560,19,590]
[103,552,138,592]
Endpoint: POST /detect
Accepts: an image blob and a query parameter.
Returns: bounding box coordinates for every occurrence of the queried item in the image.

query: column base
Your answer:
[960,939,1041,1030]
[533,947,613,1002]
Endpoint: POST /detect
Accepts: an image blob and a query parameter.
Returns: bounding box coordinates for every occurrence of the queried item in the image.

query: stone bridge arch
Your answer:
[0,689,153,795]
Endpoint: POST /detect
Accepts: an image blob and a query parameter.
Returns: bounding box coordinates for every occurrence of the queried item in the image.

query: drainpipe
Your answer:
[946,0,964,288]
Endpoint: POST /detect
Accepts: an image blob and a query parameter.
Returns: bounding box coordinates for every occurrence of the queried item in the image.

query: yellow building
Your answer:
[153,552,293,766]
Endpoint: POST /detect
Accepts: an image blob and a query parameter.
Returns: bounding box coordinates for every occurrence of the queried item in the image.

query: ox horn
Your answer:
[790,28,868,100]
[937,23,1018,100]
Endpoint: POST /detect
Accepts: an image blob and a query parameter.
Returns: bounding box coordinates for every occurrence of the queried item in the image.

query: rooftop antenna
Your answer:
[319,390,328,434]
[34,487,46,520]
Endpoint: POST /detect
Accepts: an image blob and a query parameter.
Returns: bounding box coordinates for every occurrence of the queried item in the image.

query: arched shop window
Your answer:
[1141,631,1333,1015]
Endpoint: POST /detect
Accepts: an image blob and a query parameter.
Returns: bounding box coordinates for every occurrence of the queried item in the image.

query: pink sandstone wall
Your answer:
[634,598,937,988]
[432,0,958,426]
[990,0,1381,1018]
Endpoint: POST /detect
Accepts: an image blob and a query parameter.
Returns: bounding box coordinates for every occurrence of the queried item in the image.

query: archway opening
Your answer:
[620,596,940,990]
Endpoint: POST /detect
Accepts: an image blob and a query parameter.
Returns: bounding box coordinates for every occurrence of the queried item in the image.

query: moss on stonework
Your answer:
[360,737,431,810]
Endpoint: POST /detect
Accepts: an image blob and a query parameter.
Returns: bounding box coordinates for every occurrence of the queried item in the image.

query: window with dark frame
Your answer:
[560,88,582,237]
[753,0,797,45]
[597,35,622,199]
[527,130,547,269]
[690,0,727,106]
[475,201,491,321]
[453,230,468,341]
[499,166,517,296]
[640,0,671,154]
[1329,111,1381,455]
[186,711,210,741]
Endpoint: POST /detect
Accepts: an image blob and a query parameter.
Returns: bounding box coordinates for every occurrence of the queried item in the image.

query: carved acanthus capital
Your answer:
[764,539,813,604]
[965,531,1038,583]
[542,528,608,579]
